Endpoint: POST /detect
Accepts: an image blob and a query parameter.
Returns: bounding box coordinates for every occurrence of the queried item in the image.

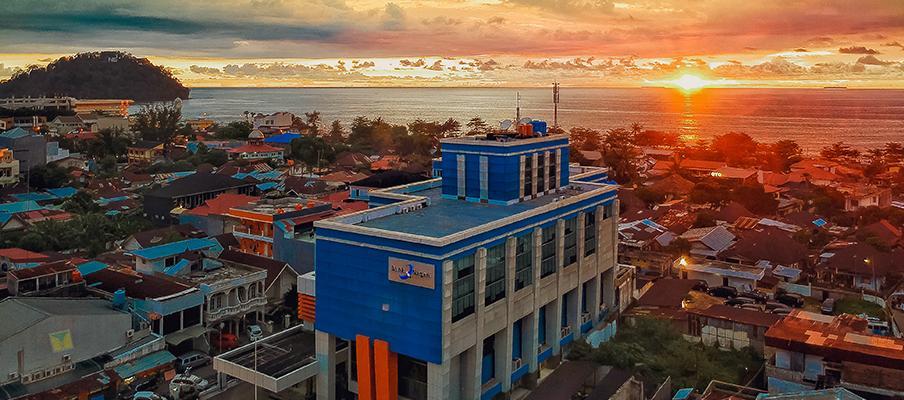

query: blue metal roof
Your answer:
[47,187,78,198]
[0,127,32,139]
[0,200,44,213]
[264,132,300,144]
[256,181,278,191]
[11,192,58,202]
[131,238,220,260]
[112,350,175,379]
[77,261,109,276]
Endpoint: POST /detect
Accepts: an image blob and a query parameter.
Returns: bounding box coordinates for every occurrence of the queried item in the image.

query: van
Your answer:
[176,351,210,372]
[820,298,836,315]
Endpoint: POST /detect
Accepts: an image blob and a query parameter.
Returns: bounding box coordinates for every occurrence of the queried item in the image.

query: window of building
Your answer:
[452,254,476,322]
[603,203,613,219]
[399,355,428,400]
[584,211,596,256]
[549,152,557,189]
[563,217,577,266]
[536,153,546,193]
[523,156,533,196]
[349,340,357,381]
[515,233,533,291]
[485,243,506,306]
[538,305,547,345]
[540,227,556,278]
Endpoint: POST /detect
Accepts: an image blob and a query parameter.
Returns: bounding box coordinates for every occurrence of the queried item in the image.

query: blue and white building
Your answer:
[313,132,619,400]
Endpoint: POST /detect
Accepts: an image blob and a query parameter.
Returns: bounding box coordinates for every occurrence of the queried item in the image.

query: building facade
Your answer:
[0,148,20,187]
[313,133,619,400]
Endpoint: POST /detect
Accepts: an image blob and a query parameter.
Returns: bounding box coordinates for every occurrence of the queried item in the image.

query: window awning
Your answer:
[113,351,176,379]
[165,325,211,346]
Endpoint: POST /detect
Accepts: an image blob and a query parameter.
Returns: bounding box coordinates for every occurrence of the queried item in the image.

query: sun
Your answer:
[671,74,709,92]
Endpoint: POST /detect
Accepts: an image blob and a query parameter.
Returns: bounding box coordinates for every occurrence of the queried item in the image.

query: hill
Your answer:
[0,51,190,102]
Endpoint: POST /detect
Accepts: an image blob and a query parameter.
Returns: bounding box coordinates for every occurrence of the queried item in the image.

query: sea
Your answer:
[171,87,904,153]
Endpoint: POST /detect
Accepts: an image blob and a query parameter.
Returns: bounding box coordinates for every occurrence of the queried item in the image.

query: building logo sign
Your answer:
[49,329,73,353]
[388,258,435,289]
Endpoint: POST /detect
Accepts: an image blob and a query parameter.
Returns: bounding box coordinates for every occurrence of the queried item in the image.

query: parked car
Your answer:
[820,298,836,315]
[765,301,787,311]
[247,324,263,342]
[133,392,167,400]
[776,293,804,308]
[707,286,738,298]
[690,279,708,292]
[740,304,763,311]
[211,331,239,351]
[725,297,755,307]
[175,351,211,373]
[738,290,768,304]
[772,308,792,316]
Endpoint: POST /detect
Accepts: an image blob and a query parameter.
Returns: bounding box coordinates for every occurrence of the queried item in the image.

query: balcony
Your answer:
[207,296,267,321]
[231,226,273,243]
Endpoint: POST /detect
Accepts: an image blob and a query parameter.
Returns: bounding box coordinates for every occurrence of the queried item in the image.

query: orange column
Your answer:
[373,339,398,400]
[356,335,376,400]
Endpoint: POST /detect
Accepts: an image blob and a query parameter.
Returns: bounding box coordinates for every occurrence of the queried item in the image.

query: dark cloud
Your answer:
[382,2,406,31]
[351,60,375,69]
[838,46,880,54]
[793,48,808,52]
[487,16,506,25]
[856,55,893,66]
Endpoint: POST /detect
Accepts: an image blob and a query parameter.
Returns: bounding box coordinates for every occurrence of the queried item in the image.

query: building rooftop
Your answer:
[176,259,264,286]
[635,278,699,308]
[184,193,259,217]
[229,197,327,219]
[7,259,77,280]
[217,249,296,287]
[681,259,767,281]
[130,238,220,261]
[145,172,254,199]
[0,247,49,262]
[688,304,783,327]
[0,297,125,341]
[349,183,611,239]
[765,310,904,369]
[85,268,196,299]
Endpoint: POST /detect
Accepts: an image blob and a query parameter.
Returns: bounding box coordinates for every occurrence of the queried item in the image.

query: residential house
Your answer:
[857,219,902,249]
[646,173,695,198]
[0,148,19,187]
[679,159,728,178]
[333,151,372,170]
[679,225,737,258]
[676,258,767,291]
[262,132,300,151]
[227,130,285,163]
[687,304,782,352]
[130,238,224,275]
[0,298,130,389]
[282,176,337,198]
[252,112,294,132]
[765,310,904,398]
[0,127,47,171]
[838,185,892,211]
[319,170,371,187]
[127,140,164,165]
[0,247,49,272]
[81,113,130,132]
[48,115,86,134]
[85,268,207,353]
[721,226,811,269]
[814,243,903,292]
[217,249,302,314]
[142,172,256,223]
[622,278,698,333]
[178,193,259,236]
[119,223,208,251]
[712,166,758,184]
[6,260,86,297]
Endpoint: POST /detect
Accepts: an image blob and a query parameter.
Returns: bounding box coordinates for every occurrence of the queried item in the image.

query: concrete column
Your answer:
[496,328,511,392]
[574,212,586,339]
[542,152,551,194]
[552,219,565,355]
[471,247,488,400]
[529,227,542,374]
[531,153,538,197]
[502,236,517,392]
[315,330,337,400]
[427,260,454,400]
[518,155,525,200]
[555,149,562,192]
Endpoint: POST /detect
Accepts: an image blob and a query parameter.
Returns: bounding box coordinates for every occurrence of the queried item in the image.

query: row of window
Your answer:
[522,152,559,197]
[452,206,612,322]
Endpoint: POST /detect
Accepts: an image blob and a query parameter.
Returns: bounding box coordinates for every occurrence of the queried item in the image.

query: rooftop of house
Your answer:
[765,310,904,369]
[217,249,300,286]
[7,259,79,280]
[125,224,208,248]
[320,170,371,184]
[176,258,265,286]
[635,278,699,308]
[130,238,221,261]
[0,297,125,341]
[680,225,736,253]
[229,196,329,219]
[0,247,49,262]
[329,180,614,240]
[184,193,260,217]
[722,226,809,266]
[857,219,902,248]
[227,143,284,154]
[688,304,783,327]
[0,127,34,139]
[713,166,757,179]
[317,191,369,216]
[283,176,333,196]
[680,259,767,281]
[262,132,300,144]
[680,159,727,171]
[817,242,903,276]
[349,170,429,189]
[85,268,196,299]
[144,172,254,199]
[129,140,162,150]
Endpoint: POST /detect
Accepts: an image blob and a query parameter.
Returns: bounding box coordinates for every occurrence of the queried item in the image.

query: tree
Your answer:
[27,164,69,189]
[290,136,337,172]
[602,127,640,183]
[569,127,603,151]
[466,117,490,136]
[62,190,102,214]
[689,181,731,206]
[132,101,182,145]
[711,132,758,166]
[86,128,131,160]
[327,120,346,143]
[820,142,860,163]
[305,111,322,136]
[211,120,252,140]
[768,140,803,172]
[732,184,778,215]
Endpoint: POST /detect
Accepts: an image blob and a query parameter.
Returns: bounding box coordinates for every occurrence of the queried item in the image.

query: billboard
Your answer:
[388,257,435,289]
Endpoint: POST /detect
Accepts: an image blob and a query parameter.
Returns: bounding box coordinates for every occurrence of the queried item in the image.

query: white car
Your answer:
[247,324,263,342]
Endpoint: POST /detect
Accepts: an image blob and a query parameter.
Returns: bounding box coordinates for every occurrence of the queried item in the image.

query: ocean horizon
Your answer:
[167,87,904,153]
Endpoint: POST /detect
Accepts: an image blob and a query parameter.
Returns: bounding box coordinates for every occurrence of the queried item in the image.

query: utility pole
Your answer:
[515,92,522,128]
[552,81,560,129]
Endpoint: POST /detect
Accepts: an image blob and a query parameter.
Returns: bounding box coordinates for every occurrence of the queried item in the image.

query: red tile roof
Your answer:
[185,193,259,217]
[317,191,369,216]
[0,248,50,262]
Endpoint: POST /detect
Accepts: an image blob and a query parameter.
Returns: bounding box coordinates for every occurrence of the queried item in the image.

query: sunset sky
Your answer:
[1,0,903,88]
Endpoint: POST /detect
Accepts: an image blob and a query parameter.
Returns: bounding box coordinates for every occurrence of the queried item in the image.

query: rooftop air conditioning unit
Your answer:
[126,329,134,338]
[8,372,18,380]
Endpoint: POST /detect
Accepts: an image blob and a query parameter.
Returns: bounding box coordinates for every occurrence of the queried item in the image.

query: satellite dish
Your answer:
[519,117,532,125]
[500,119,513,130]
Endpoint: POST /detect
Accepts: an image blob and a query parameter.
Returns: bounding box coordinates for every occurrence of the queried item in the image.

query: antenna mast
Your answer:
[552,81,560,128]
[515,92,521,127]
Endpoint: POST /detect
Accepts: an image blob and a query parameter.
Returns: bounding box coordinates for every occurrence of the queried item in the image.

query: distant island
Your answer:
[0,51,190,102]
